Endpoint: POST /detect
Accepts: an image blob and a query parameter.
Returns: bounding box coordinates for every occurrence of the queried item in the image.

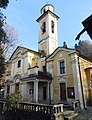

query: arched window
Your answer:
[51,20,54,33]
[32,58,36,67]
[41,21,46,34]
[17,60,21,68]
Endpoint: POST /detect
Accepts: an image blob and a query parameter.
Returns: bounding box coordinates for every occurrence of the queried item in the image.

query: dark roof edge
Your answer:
[46,47,75,60]
[41,4,55,12]
[10,46,41,60]
[36,10,59,22]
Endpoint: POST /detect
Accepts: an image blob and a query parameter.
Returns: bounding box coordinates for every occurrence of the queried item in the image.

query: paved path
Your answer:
[75,108,92,120]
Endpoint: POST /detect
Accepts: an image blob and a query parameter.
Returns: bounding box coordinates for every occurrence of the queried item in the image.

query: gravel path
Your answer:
[74,108,92,120]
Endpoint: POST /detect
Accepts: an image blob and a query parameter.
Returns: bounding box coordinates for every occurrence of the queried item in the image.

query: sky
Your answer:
[2,0,92,51]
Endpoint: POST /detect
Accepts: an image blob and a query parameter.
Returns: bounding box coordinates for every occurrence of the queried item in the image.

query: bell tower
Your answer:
[36,4,59,56]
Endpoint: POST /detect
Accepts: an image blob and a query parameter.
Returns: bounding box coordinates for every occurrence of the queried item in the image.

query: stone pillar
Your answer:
[71,54,84,109]
[34,80,38,103]
[19,82,23,95]
[11,63,14,77]
[47,81,51,104]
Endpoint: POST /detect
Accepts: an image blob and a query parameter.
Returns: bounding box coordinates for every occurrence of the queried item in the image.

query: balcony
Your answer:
[5,66,52,81]
[28,66,39,75]
[28,66,52,80]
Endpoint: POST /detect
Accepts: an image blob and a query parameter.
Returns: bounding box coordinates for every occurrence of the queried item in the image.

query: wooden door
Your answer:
[60,83,66,101]
[15,83,19,93]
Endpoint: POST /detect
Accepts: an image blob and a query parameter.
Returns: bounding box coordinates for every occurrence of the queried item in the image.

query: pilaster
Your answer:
[34,80,38,103]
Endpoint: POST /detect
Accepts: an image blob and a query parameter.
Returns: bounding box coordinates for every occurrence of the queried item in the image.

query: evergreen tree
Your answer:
[0,0,9,9]
[0,46,5,77]
[0,0,9,80]
[75,40,92,61]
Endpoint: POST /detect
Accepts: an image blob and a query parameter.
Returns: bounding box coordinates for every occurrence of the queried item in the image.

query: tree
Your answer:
[75,40,92,61]
[3,23,19,60]
[6,92,22,110]
[0,0,9,9]
[0,46,5,78]
[0,0,9,82]
[0,0,19,84]
[0,13,6,81]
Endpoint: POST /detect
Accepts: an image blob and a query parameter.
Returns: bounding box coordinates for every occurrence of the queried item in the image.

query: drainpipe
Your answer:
[78,56,86,109]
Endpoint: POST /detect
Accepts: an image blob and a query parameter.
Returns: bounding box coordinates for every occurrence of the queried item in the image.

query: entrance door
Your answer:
[43,87,46,100]
[60,83,66,101]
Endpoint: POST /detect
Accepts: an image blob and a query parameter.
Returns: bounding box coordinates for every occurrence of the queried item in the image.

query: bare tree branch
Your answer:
[3,23,20,60]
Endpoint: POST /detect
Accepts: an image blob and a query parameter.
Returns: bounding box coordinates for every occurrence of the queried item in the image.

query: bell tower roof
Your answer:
[41,4,54,14]
[36,4,59,22]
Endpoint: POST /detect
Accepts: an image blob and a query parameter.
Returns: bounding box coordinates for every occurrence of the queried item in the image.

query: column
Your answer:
[34,80,38,103]
[22,82,28,101]
[11,63,14,77]
[48,82,50,104]
[48,81,52,104]
[19,82,23,95]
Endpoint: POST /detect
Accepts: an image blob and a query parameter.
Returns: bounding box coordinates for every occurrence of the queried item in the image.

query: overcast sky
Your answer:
[2,0,92,51]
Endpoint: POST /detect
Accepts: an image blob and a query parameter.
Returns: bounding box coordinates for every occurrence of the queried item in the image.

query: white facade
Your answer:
[37,4,59,55]
[5,46,52,103]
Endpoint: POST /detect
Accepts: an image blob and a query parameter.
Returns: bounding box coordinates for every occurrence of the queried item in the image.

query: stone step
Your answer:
[63,110,79,120]
[58,101,74,110]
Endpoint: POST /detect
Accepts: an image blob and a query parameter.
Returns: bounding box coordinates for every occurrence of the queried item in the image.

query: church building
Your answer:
[5,4,92,109]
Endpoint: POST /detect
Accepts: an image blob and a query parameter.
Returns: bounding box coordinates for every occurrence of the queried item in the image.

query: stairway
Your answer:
[58,101,73,110]
[63,110,79,120]
[58,101,79,120]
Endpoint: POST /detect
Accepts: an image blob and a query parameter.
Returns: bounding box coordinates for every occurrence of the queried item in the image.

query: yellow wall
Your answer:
[79,57,92,100]
[79,57,92,87]
[49,50,74,101]
[11,48,40,77]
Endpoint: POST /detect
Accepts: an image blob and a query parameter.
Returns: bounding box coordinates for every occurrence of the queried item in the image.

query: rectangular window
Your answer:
[67,87,75,98]
[41,22,46,34]
[60,60,65,74]
[17,60,21,68]
[51,20,54,33]
[43,65,46,72]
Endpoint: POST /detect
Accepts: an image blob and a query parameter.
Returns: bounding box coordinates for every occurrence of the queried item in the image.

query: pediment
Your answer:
[10,46,28,60]
[46,47,75,61]
[58,77,66,82]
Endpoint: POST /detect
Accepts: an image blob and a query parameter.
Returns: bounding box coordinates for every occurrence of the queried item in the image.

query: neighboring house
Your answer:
[5,4,92,109]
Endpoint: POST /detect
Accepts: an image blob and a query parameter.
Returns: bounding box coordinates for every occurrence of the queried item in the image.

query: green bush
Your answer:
[6,92,22,110]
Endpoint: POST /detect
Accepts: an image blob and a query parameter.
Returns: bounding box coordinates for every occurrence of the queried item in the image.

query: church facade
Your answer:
[5,4,92,109]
